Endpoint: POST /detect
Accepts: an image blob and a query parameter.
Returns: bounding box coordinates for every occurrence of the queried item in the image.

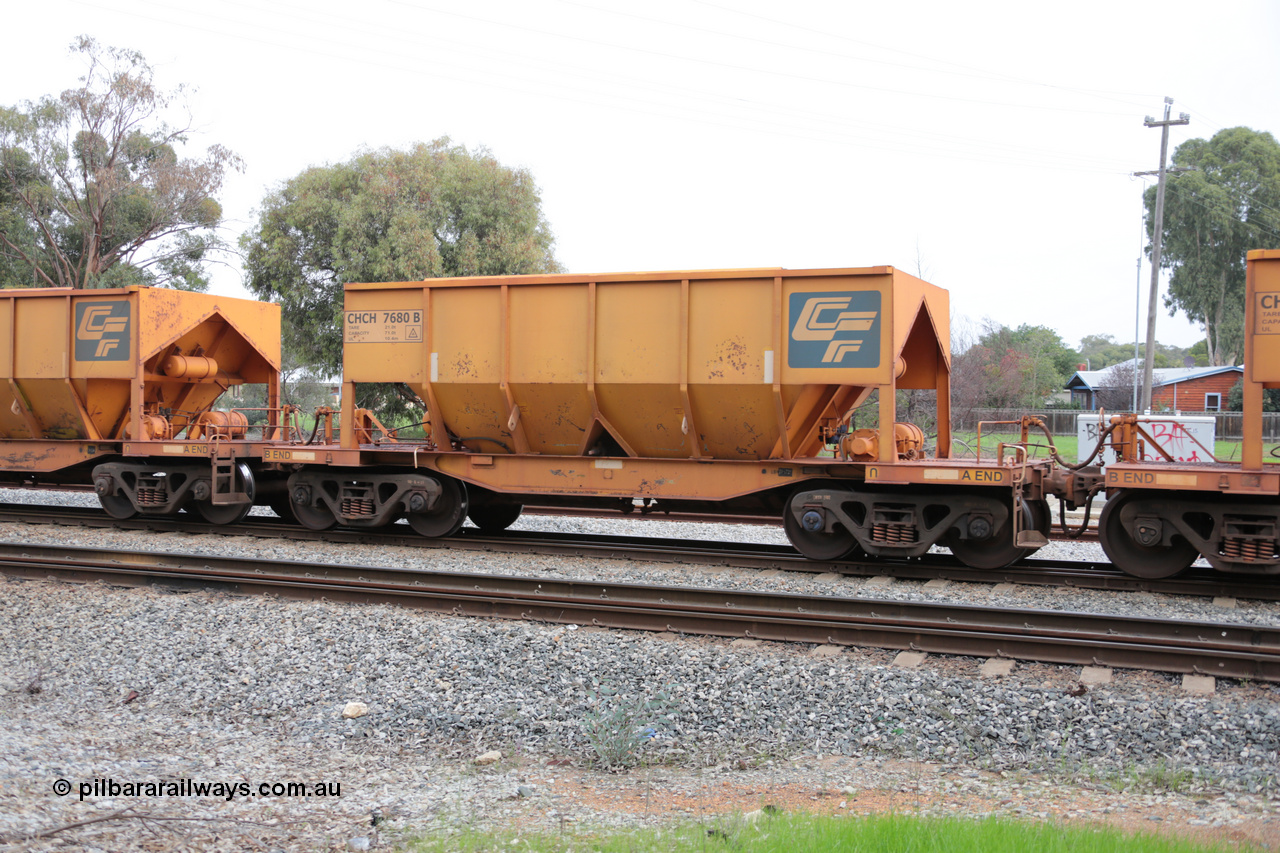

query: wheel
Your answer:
[468,502,523,532]
[190,463,255,525]
[407,476,468,538]
[783,500,862,561]
[283,477,339,530]
[191,499,253,525]
[1099,492,1198,579]
[945,502,1036,570]
[288,498,338,530]
[98,493,137,520]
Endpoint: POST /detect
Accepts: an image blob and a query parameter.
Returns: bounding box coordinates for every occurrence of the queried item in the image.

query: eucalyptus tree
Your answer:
[1147,127,1280,366]
[241,139,561,385]
[0,36,241,290]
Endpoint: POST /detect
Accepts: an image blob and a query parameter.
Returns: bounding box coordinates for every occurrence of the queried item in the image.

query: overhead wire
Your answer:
[53,0,1194,177]
[370,0,1145,117]
[1128,98,1280,240]
[56,0,1146,176]
[553,0,1155,107]
[1135,175,1280,245]
[686,0,1161,106]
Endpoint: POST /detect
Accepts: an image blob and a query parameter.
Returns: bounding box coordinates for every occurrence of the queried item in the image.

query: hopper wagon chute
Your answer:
[0,286,280,522]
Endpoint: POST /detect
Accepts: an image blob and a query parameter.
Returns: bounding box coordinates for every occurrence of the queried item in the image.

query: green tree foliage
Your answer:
[951,321,1076,411]
[1147,127,1280,366]
[0,36,242,290]
[1076,333,1135,370]
[241,139,561,393]
[1226,378,1280,412]
[1075,333,1200,370]
[1187,339,1210,367]
[0,145,42,286]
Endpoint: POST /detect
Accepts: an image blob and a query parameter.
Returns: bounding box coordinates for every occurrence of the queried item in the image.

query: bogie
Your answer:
[1099,491,1200,579]
[1099,490,1280,577]
[784,485,1045,569]
[285,470,466,538]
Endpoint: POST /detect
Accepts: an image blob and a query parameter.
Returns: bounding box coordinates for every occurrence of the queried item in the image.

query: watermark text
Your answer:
[53,777,341,802]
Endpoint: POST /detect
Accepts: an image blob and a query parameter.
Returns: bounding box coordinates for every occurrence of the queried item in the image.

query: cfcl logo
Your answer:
[74,302,131,361]
[787,291,880,368]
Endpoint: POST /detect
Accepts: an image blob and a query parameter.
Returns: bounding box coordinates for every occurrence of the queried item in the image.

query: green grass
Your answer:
[403,812,1257,853]
[950,432,1280,464]
[951,432,1078,461]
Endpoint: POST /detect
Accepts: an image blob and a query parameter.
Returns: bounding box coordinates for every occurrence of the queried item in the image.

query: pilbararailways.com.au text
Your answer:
[53,778,342,802]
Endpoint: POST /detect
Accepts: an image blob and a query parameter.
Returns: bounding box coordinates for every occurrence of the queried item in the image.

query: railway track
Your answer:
[0,502,1275,601]
[525,505,1102,541]
[1,542,1277,682]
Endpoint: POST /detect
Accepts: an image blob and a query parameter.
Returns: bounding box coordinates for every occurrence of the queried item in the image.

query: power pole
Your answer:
[1133,256,1141,411]
[1133,97,1190,412]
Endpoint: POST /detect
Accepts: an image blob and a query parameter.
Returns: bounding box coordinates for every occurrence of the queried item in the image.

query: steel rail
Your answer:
[0,492,1096,537]
[1,543,1277,681]
[524,505,1101,541]
[20,505,1280,600]
[515,505,1105,542]
[0,503,1274,600]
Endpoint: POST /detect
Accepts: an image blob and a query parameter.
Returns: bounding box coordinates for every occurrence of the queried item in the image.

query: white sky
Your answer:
[5,0,1279,352]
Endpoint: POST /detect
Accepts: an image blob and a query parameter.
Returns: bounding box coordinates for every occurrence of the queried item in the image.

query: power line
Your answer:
[1137,177,1280,244]
[371,0,1145,117]
[557,0,1155,107]
[686,0,1160,104]
[59,0,1147,175]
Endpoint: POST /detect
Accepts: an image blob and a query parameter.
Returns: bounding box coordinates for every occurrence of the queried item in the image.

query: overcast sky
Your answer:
[5,0,1279,352]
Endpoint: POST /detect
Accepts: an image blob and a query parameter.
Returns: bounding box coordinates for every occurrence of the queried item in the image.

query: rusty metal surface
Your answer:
[1242,250,1280,469]
[1,542,1277,681]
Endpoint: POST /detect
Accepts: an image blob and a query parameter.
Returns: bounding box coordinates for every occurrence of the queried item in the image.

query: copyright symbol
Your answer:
[52,779,71,796]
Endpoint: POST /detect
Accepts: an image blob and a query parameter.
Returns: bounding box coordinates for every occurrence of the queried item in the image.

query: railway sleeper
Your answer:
[785,486,1038,569]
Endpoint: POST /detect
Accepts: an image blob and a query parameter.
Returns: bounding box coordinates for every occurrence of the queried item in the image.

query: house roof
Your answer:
[1065,361,1243,391]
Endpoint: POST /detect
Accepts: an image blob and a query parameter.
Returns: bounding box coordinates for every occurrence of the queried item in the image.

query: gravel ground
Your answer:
[1,488,1279,851]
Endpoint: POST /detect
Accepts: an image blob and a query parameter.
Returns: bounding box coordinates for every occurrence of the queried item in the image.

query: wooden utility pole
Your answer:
[1134,98,1190,412]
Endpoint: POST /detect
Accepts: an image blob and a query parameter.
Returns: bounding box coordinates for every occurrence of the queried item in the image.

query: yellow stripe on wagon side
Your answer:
[1156,473,1198,486]
[1107,471,1198,487]
[924,468,1006,483]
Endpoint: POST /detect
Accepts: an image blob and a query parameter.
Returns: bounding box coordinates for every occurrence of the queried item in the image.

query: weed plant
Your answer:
[581,684,675,770]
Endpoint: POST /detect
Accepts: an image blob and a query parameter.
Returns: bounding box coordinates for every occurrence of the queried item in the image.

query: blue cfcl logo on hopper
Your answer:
[787,291,880,368]
[74,302,131,361]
